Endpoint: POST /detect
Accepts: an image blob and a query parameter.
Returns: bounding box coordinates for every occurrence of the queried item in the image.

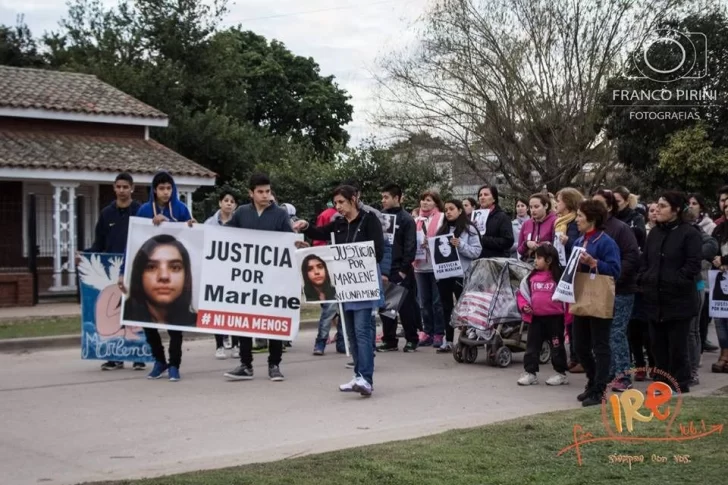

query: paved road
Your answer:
[1,328,726,485]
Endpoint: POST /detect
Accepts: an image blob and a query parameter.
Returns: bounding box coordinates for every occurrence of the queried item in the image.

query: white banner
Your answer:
[428,234,464,280]
[415,230,427,261]
[296,241,381,304]
[553,246,585,304]
[120,217,302,340]
[471,209,489,234]
[708,270,728,318]
[554,232,567,266]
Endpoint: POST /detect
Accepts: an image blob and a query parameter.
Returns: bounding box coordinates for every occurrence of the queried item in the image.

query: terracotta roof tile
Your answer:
[0,131,216,178]
[0,66,167,119]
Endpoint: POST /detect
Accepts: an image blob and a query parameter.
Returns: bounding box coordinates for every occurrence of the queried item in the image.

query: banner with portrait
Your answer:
[471,209,489,235]
[428,235,464,280]
[120,217,302,340]
[553,246,585,304]
[77,252,154,362]
[296,241,381,304]
[708,270,728,318]
[382,213,397,244]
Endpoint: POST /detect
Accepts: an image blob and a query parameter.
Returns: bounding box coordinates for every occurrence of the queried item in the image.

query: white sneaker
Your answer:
[352,376,373,397]
[215,347,228,360]
[339,376,358,392]
[517,372,538,386]
[546,373,569,386]
[223,336,233,350]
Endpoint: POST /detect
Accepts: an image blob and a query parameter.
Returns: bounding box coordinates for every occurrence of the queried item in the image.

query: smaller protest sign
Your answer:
[708,270,728,318]
[553,247,585,304]
[382,214,397,244]
[471,209,489,234]
[415,230,427,261]
[78,252,154,362]
[297,241,381,303]
[554,232,567,266]
[429,234,464,280]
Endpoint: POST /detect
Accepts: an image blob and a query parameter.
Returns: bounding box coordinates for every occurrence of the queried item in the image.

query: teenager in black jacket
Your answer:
[637,192,702,394]
[476,185,514,258]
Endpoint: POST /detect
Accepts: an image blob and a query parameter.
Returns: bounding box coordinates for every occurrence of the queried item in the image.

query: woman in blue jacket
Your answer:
[572,199,622,407]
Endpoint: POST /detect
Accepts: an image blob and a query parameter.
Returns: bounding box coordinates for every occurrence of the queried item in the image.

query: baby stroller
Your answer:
[451,257,552,367]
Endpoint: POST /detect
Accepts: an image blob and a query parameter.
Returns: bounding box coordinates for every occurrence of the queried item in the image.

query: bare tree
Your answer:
[375,0,689,195]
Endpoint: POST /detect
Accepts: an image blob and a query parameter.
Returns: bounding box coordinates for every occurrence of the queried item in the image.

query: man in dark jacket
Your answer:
[223,174,293,383]
[476,185,514,258]
[377,183,420,352]
[77,172,144,372]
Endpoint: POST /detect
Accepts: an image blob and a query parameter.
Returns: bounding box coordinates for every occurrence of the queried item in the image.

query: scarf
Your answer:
[416,208,442,239]
[554,211,576,235]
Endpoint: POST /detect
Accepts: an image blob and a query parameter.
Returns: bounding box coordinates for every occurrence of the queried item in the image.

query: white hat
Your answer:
[281,203,297,217]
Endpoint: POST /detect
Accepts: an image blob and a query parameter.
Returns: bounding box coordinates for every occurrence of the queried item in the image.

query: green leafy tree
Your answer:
[0,16,45,67]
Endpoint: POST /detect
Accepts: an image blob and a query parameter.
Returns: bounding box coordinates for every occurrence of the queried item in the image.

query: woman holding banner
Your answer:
[571,200,622,407]
[709,205,728,372]
[294,185,384,397]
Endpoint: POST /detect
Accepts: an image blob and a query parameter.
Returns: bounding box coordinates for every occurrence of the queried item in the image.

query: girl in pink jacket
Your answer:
[517,194,557,262]
[516,244,571,386]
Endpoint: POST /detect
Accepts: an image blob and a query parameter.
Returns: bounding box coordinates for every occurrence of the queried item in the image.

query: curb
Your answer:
[0,319,322,353]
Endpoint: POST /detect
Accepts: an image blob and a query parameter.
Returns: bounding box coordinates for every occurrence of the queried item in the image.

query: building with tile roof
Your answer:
[0,66,216,305]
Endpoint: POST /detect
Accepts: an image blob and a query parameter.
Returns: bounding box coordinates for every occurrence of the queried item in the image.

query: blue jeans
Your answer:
[315,303,340,348]
[415,271,444,337]
[610,294,634,382]
[715,318,728,349]
[344,308,376,385]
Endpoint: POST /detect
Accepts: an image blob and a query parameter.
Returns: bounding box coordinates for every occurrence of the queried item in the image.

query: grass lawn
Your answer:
[0,306,323,340]
[81,392,728,485]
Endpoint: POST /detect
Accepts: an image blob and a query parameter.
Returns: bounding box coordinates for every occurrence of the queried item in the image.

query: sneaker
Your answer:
[690,376,700,386]
[313,343,325,356]
[376,343,398,352]
[168,366,180,382]
[215,347,228,360]
[147,362,168,379]
[345,361,355,369]
[418,334,434,347]
[339,376,358,392]
[634,370,647,381]
[433,335,444,348]
[582,393,602,407]
[577,384,593,402]
[268,365,285,382]
[436,341,453,353]
[223,335,233,350]
[546,373,569,386]
[611,380,633,392]
[403,341,417,352]
[224,364,254,380]
[132,362,146,371]
[569,363,585,373]
[352,376,373,397]
[517,372,538,386]
[100,361,124,371]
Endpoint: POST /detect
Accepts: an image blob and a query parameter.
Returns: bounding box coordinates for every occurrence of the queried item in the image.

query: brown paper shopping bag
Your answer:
[569,270,615,319]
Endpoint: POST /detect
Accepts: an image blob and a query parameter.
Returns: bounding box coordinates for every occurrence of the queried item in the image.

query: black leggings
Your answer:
[144,328,183,368]
[524,315,568,374]
[628,318,653,369]
[436,277,463,342]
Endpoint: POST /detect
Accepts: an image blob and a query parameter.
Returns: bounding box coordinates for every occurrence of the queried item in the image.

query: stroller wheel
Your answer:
[464,345,478,364]
[495,346,512,368]
[453,343,465,363]
[539,340,552,364]
[486,345,497,366]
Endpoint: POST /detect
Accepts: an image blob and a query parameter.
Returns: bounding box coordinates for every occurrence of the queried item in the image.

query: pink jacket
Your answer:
[516,270,572,325]
[517,212,556,259]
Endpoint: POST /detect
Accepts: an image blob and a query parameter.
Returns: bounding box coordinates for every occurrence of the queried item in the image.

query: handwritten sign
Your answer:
[296,242,381,304]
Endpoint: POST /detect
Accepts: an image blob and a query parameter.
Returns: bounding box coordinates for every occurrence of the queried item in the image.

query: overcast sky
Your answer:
[0,0,432,145]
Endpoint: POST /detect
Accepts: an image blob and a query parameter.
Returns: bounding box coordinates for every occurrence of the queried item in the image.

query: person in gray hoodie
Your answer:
[205,189,239,359]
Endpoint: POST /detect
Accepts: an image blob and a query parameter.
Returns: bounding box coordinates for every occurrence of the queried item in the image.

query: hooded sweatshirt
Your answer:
[517,270,572,324]
[136,171,192,222]
[517,211,557,260]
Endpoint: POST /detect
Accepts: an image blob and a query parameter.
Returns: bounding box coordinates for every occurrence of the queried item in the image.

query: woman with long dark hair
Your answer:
[434,199,482,353]
[301,254,337,301]
[124,234,197,381]
[638,191,702,394]
[477,184,514,258]
[294,185,384,397]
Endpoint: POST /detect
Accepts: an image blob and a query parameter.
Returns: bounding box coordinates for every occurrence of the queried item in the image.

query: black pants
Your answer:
[573,316,612,395]
[144,328,183,368]
[566,324,578,364]
[524,315,568,374]
[699,296,711,349]
[239,337,282,367]
[215,334,239,348]
[649,318,691,392]
[381,271,420,346]
[628,318,653,369]
[436,277,463,342]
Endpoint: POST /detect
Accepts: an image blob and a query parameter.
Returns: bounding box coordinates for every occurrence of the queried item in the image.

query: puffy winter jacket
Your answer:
[479,205,514,258]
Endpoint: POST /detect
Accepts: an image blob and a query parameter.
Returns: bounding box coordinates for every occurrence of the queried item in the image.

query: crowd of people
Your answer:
[81,169,728,403]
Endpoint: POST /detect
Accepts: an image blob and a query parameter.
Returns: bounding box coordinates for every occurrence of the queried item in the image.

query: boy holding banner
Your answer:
[294,185,384,397]
[223,174,294,382]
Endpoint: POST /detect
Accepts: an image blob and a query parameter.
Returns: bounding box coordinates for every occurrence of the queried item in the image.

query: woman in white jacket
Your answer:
[434,199,483,353]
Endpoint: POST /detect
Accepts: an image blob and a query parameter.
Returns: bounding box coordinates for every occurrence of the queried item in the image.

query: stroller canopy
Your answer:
[452,257,533,330]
